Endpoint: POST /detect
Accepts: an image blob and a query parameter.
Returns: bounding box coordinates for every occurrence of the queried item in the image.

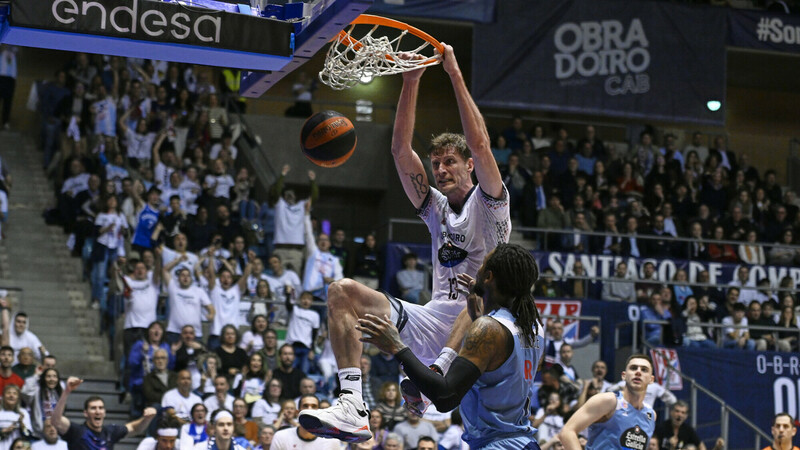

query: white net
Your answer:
[319,23,441,90]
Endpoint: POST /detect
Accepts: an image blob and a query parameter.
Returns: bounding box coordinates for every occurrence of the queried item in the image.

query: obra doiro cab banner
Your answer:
[473,0,726,125]
[10,0,292,56]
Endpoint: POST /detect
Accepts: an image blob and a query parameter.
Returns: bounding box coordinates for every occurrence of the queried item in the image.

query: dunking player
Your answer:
[559,355,657,450]
[357,244,545,449]
[298,43,510,442]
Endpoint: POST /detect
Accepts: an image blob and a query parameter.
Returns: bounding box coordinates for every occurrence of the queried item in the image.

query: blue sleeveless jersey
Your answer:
[460,308,545,449]
[587,391,656,450]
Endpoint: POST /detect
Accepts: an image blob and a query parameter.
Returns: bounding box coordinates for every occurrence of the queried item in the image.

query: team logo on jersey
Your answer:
[438,242,468,268]
[619,425,648,450]
[646,411,653,421]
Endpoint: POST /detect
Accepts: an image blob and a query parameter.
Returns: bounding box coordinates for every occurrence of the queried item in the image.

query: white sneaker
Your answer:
[400,377,432,416]
[298,391,371,443]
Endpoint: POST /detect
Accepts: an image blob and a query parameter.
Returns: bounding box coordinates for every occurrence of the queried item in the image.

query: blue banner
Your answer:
[368,0,495,23]
[728,9,800,54]
[472,0,727,125]
[674,348,797,447]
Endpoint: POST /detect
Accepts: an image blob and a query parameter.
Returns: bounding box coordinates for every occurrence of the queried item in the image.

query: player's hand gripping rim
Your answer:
[356,314,407,356]
[455,273,484,321]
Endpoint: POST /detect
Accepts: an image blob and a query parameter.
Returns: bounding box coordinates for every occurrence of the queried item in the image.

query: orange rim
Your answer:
[332,14,444,54]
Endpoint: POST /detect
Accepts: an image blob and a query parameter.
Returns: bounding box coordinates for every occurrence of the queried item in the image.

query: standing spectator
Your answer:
[0,384,32,449]
[51,377,156,450]
[270,395,338,450]
[128,322,173,416]
[396,253,427,304]
[284,292,320,375]
[164,266,214,344]
[0,46,17,130]
[302,205,343,301]
[352,234,381,290]
[143,349,176,407]
[392,412,438,450]
[120,254,161,359]
[375,382,406,432]
[131,187,162,252]
[21,368,62,438]
[269,165,318,273]
[206,252,252,350]
[722,303,755,350]
[162,370,202,422]
[653,401,704,450]
[31,420,67,450]
[203,160,235,205]
[264,254,301,325]
[91,196,128,310]
[214,325,248,380]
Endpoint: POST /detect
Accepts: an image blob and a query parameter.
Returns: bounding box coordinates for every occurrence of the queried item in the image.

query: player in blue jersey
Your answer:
[559,354,657,450]
[354,244,545,449]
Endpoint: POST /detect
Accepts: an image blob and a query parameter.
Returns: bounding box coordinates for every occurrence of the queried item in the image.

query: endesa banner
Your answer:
[472,0,726,125]
[10,0,293,55]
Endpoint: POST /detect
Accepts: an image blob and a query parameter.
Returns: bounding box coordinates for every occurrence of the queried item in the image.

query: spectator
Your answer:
[11,347,35,381]
[90,196,128,310]
[558,344,578,382]
[119,257,161,361]
[180,404,210,450]
[587,360,613,392]
[634,261,659,301]
[241,315,268,356]
[272,345,305,400]
[253,426,274,450]
[31,420,67,450]
[272,399,299,431]
[376,381,407,432]
[0,384,31,448]
[501,153,531,217]
[601,262,636,303]
[270,395,338,449]
[356,355,381,411]
[548,139,572,176]
[269,165,318,273]
[284,291,320,374]
[143,349,176,407]
[716,287,740,322]
[776,305,799,352]
[302,205,343,301]
[236,353,268,407]
[748,301,778,352]
[729,266,758,305]
[352,234,381,290]
[162,370,202,422]
[560,212,591,254]
[52,377,156,450]
[502,116,528,150]
[206,252,251,350]
[264,254,301,325]
[0,346,23,401]
[563,261,588,299]
[722,303,755,350]
[681,296,716,349]
[128,321,173,416]
[172,325,206,391]
[534,268,564,298]
[367,409,389,449]
[393,412,438,450]
[708,225,738,263]
[396,253,428,305]
[252,378,283,427]
[769,229,800,266]
[131,187,162,252]
[203,375,234,414]
[491,135,512,167]
[416,437,436,450]
[641,292,667,347]
[686,221,709,260]
[538,367,579,414]
[256,329,279,374]
[329,228,350,276]
[5,311,48,362]
[232,398,258,444]
[214,325,248,380]
[543,319,598,365]
[164,267,214,344]
[671,269,693,308]
[21,368,62,438]
[383,433,404,450]
[653,401,704,450]
[530,124,551,150]
[531,391,565,445]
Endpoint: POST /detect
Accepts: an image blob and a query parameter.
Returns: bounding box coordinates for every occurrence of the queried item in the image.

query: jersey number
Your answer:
[448,277,458,300]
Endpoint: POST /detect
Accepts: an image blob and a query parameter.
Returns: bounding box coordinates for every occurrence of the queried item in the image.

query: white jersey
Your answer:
[162,246,199,280]
[270,427,340,450]
[123,271,158,329]
[210,284,241,336]
[273,198,306,245]
[265,271,302,302]
[167,280,212,336]
[418,184,511,318]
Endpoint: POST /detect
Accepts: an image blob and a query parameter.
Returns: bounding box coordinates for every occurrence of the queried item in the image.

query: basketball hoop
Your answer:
[319,15,444,90]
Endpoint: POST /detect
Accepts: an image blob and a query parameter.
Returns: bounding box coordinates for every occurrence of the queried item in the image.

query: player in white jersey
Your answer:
[298,43,509,443]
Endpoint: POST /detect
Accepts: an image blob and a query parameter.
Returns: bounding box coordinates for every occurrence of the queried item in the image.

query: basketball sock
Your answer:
[432,347,458,374]
[338,368,363,398]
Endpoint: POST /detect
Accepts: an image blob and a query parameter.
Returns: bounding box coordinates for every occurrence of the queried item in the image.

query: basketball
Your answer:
[300,110,357,168]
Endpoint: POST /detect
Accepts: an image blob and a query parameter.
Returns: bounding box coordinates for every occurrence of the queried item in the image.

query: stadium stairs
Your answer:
[0,131,139,447]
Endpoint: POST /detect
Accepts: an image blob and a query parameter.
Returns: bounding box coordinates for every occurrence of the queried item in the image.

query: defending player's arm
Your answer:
[390,58,430,210]
[357,314,509,412]
[440,43,503,199]
[558,392,618,450]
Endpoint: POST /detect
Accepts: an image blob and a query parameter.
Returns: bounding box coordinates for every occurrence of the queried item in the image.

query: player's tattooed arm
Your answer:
[460,317,510,373]
[408,172,429,200]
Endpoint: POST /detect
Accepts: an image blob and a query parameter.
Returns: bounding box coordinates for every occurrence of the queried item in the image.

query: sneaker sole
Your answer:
[298,414,372,443]
[400,378,429,416]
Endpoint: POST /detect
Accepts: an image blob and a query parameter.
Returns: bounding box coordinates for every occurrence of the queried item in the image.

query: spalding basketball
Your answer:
[300,110,357,168]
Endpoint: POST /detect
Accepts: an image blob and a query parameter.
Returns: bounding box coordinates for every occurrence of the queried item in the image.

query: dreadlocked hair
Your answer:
[484,243,542,348]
